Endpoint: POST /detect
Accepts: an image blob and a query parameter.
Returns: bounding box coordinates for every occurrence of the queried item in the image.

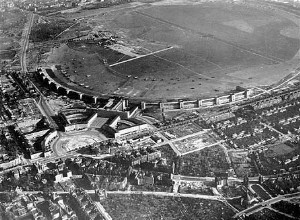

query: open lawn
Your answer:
[0,10,27,68]
[264,143,295,157]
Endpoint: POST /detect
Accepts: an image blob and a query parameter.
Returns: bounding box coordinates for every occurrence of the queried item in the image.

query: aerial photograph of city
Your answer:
[0,0,300,219]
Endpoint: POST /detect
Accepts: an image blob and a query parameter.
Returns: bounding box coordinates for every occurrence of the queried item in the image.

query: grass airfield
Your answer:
[45,0,300,101]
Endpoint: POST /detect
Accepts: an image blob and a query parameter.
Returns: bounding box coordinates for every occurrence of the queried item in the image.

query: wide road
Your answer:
[18,12,59,128]
[36,96,58,129]
[18,11,58,128]
[20,12,34,73]
[233,192,300,218]
[6,189,223,200]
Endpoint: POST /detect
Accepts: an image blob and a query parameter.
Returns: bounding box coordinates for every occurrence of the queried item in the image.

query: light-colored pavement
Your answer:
[249,184,272,200]
[233,192,300,218]
[69,3,143,20]
[172,174,243,183]
[180,140,224,156]
[55,21,80,39]
[168,142,182,156]
[267,207,297,219]
[20,12,34,73]
[261,122,286,137]
[94,202,113,220]
[219,144,232,166]
[18,11,58,129]
[35,96,58,129]
[8,189,222,200]
[152,129,222,156]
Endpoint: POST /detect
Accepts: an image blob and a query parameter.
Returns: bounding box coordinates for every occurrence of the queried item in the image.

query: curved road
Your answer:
[233,192,300,218]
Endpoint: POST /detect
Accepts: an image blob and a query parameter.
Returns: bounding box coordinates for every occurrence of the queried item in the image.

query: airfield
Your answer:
[45,0,300,101]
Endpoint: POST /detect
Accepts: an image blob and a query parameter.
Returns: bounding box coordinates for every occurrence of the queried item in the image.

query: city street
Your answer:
[20,12,34,74]
[233,192,300,218]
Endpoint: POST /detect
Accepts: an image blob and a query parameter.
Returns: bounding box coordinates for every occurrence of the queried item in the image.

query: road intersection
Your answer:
[233,192,300,218]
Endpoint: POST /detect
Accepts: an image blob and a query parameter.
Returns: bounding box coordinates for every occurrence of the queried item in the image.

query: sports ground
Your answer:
[47,0,300,101]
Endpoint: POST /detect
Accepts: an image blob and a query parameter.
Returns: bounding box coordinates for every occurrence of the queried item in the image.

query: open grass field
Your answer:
[46,0,300,100]
[264,143,295,157]
[45,44,125,94]
[0,37,17,60]
[0,10,27,68]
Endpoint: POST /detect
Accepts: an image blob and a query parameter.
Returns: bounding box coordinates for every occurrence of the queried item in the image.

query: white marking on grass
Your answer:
[127,89,134,95]
[109,46,174,67]
[132,91,139,96]
[55,22,80,39]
